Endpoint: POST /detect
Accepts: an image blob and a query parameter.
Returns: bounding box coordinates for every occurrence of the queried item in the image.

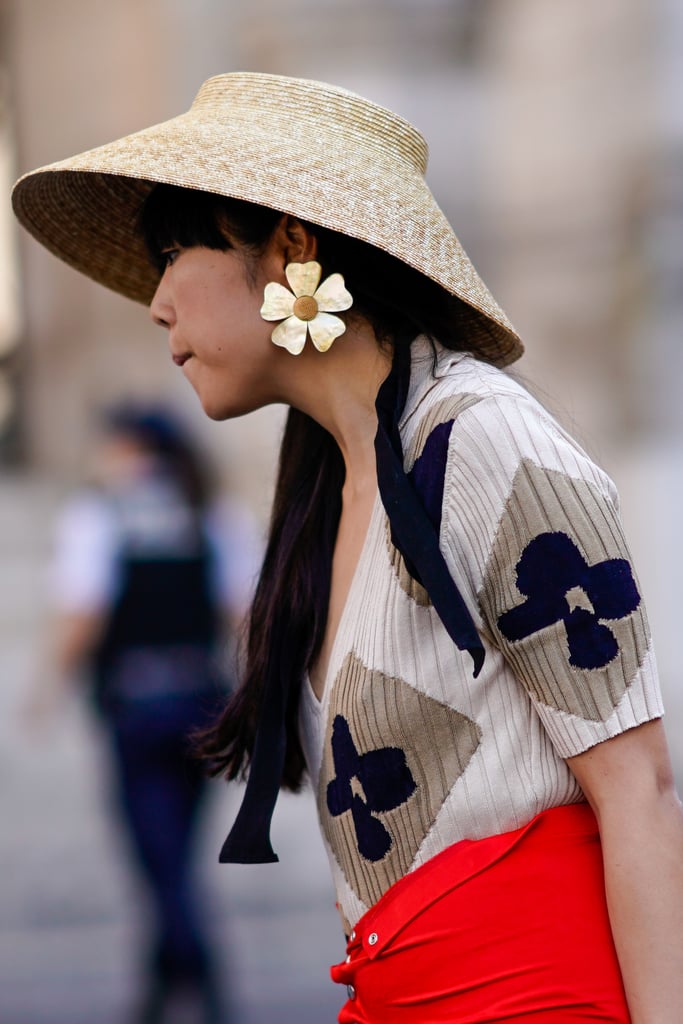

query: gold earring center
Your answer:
[293,295,319,322]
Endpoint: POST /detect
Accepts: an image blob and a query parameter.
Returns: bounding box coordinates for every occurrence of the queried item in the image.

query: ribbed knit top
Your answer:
[299,336,663,934]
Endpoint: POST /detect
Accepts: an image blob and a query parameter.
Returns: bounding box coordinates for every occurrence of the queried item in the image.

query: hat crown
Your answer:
[191,72,429,177]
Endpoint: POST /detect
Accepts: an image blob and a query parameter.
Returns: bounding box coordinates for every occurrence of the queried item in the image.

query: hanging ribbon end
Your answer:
[218,820,279,865]
[470,646,485,679]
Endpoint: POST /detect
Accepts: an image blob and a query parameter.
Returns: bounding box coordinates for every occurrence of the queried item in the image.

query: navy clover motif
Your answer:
[326,715,417,862]
[497,531,641,670]
[408,419,454,533]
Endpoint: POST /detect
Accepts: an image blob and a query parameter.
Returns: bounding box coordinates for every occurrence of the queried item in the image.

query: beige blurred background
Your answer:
[1,1,682,1022]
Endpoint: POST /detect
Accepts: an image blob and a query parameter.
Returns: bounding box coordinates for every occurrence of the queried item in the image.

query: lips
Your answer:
[172,352,191,367]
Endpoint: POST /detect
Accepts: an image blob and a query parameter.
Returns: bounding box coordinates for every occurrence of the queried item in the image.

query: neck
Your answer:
[283,322,394,493]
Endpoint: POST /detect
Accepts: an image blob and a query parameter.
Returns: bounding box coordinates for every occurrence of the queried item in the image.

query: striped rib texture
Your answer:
[299,336,663,933]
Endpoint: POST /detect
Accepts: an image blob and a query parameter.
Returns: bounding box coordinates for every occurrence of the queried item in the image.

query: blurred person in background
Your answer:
[43,405,259,1024]
[12,73,683,1023]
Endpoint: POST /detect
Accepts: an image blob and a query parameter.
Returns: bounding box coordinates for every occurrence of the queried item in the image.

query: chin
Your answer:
[200,398,233,421]
[198,391,264,421]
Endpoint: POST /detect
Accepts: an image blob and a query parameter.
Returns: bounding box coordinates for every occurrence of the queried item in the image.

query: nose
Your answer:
[149,275,175,329]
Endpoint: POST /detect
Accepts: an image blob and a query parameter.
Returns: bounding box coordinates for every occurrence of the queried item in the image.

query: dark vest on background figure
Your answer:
[92,472,224,714]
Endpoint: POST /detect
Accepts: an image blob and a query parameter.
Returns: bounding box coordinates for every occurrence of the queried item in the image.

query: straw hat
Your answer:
[12,71,522,366]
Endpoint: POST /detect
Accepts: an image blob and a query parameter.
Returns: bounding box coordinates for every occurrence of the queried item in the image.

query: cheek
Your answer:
[187,338,273,416]
[211,292,269,356]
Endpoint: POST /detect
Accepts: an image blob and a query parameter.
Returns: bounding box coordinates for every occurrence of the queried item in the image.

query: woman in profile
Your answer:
[13,72,683,1022]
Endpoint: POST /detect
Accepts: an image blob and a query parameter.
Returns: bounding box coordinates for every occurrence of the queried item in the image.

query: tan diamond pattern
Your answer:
[479,458,650,721]
[318,652,482,910]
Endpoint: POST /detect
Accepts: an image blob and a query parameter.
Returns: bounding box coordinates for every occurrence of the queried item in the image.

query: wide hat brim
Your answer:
[12,72,522,367]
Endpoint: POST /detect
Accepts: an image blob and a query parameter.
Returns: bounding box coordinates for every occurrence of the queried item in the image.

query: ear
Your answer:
[273,214,319,265]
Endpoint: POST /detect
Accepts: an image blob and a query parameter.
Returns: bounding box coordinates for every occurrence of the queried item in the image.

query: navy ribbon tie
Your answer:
[374,344,485,677]
[218,617,289,864]
[219,342,484,864]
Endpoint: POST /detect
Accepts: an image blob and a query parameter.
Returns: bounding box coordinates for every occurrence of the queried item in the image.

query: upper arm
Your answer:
[567,719,676,818]
[436,389,664,759]
[51,493,119,613]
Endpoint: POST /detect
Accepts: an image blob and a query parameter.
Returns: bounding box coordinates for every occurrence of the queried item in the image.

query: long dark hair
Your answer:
[140,183,487,790]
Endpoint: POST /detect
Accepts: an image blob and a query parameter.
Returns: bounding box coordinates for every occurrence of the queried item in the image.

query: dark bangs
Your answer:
[139,183,282,274]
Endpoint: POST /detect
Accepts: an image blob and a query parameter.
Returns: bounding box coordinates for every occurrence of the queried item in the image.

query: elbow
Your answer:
[654,766,683,822]
[653,759,678,800]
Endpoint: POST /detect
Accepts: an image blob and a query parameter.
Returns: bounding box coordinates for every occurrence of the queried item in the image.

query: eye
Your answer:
[160,248,179,269]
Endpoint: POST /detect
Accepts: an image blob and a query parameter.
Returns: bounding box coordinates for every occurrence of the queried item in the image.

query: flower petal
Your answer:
[271,316,308,355]
[260,282,295,321]
[286,261,322,298]
[308,312,347,353]
[313,273,353,313]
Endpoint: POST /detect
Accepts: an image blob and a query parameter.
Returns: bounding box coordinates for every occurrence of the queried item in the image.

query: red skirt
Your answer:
[331,803,630,1023]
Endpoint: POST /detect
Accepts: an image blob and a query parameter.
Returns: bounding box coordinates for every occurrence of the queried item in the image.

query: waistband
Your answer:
[347,801,597,960]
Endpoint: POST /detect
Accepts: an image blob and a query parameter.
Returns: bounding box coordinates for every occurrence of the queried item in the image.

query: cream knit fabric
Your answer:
[299,337,663,933]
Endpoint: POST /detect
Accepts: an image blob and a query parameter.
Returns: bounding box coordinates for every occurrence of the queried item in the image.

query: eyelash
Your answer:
[160,248,179,269]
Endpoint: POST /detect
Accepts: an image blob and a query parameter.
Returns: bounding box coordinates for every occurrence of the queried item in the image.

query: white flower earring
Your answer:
[260,261,353,355]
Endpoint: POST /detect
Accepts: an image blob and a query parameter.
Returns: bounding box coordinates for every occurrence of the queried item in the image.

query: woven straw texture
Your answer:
[12,72,522,366]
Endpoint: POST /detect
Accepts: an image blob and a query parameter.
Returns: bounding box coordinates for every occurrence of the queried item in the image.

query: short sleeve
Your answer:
[439,392,664,758]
